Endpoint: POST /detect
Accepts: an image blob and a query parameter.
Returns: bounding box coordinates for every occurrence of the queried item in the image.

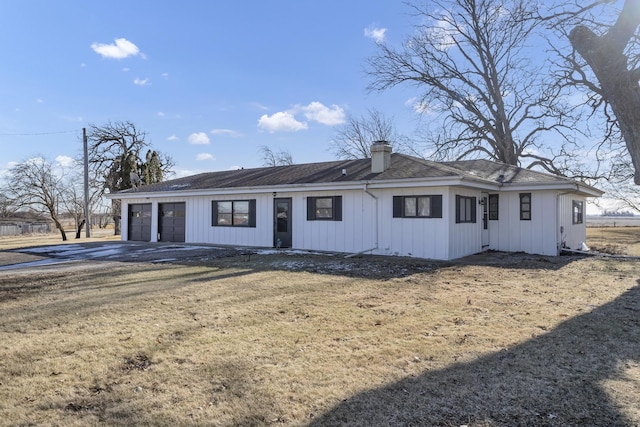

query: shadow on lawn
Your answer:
[309,283,640,427]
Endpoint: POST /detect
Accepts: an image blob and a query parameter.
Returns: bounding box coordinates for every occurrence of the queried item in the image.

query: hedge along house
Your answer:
[108,142,603,261]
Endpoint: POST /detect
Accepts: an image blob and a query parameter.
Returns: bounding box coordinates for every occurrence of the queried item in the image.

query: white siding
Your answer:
[119,186,585,260]
[490,191,558,256]
[378,186,450,260]
[558,194,587,250]
[448,188,483,260]
[294,190,374,253]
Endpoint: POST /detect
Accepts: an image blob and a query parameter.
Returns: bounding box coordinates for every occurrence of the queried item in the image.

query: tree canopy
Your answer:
[367,0,585,176]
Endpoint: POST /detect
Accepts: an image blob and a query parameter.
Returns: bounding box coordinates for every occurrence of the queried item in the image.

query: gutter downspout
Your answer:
[345,183,379,258]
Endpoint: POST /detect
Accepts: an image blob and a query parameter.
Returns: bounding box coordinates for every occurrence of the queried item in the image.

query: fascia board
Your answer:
[109,176,482,200]
[498,182,603,196]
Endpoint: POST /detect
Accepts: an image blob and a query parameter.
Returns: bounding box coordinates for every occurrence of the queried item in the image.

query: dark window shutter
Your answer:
[471,197,477,223]
[431,195,442,218]
[307,197,316,220]
[248,199,256,227]
[333,196,342,221]
[455,195,461,223]
[393,196,403,218]
[212,201,218,226]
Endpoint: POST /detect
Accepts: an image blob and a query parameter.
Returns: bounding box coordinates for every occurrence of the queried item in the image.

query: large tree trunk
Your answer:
[569,1,640,184]
[75,220,85,239]
[52,217,67,241]
[112,199,122,236]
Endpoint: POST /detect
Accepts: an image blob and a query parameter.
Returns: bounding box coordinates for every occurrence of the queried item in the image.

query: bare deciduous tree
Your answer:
[260,146,294,167]
[3,157,68,241]
[367,0,582,175]
[557,0,640,184]
[0,192,18,218]
[87,121,173,235]
[330,109,405,159]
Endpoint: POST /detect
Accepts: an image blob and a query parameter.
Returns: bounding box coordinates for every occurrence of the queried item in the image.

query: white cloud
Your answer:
[55,155,75,168]
[188,132,210,145]
[210,128,242,138]
[406,97,434,115]
[429,17,456,51]
[157,112,165,117]
[167,134,178,141]
[258,111,308,133]
[161,72,169,79]
[364,25,387,43]
[91,38,141,59]
[196,153,215,161]
[250,102,269,111]
[36,98,44,104]
[134,77,150,86]
[298,101,345,125]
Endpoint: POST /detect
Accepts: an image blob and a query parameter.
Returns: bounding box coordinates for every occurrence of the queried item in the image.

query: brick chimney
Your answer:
[371,140,392,173]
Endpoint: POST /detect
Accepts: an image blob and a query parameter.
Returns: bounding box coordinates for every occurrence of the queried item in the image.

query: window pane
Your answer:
[489,194,498,220]
[234,201,249,214]
[315,198,333,218]
[217,213,232,225]
[233,213,249,225]
[404,197,417,216]
[521,211,531,220]
[277,202,288,232]
[316,198,332,208]
[218,201,232,214]
[465,198,472,221]
[418,197,431,217]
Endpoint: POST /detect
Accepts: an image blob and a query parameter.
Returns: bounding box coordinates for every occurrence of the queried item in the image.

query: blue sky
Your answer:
[0,1,419,177]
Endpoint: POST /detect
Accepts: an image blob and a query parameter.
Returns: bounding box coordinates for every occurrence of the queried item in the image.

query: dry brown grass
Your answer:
[0,228,638,426]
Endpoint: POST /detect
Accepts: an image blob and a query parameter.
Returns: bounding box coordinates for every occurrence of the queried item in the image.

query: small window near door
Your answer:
[488,194,499,220]
[520,193,531,221]
[212,200,256,227]
[307,196,342,221]
[572,200,584,224]
[455,195,476,223]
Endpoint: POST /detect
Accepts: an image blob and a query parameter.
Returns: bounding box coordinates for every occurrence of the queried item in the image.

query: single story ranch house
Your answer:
[109,142,603,261]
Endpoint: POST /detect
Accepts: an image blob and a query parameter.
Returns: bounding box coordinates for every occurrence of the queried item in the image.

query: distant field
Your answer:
[587,216,640,227]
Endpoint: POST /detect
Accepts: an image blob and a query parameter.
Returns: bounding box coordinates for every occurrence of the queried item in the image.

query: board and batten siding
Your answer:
[447,188,482,260]
[191,194,273,247]
[491,191,558,256]
[558,194,587,250]
[294,190,375,253]
[377,186,450,260]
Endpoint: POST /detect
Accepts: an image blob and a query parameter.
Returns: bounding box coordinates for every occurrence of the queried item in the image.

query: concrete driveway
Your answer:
[0,242,247,271]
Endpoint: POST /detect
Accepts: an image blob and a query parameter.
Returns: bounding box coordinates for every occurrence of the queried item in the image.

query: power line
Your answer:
[0,129,81,136]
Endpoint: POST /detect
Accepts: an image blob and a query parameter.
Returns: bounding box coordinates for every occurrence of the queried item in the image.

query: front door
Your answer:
[481,193,489,248]
[274,198,292,248]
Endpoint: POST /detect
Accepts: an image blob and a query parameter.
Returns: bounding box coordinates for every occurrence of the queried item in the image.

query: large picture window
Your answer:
[393,195,443,218]
[455,195,476,224]
[520,193,532,221]
[572,200,584,224]
[307,196,342,221]
[212,200,256,227]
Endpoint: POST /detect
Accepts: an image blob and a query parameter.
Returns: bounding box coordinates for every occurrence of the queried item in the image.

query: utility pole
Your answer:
[83,127,91,238]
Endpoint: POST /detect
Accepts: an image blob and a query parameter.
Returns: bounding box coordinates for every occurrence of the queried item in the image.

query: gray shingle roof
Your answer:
[117,154,599,195]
